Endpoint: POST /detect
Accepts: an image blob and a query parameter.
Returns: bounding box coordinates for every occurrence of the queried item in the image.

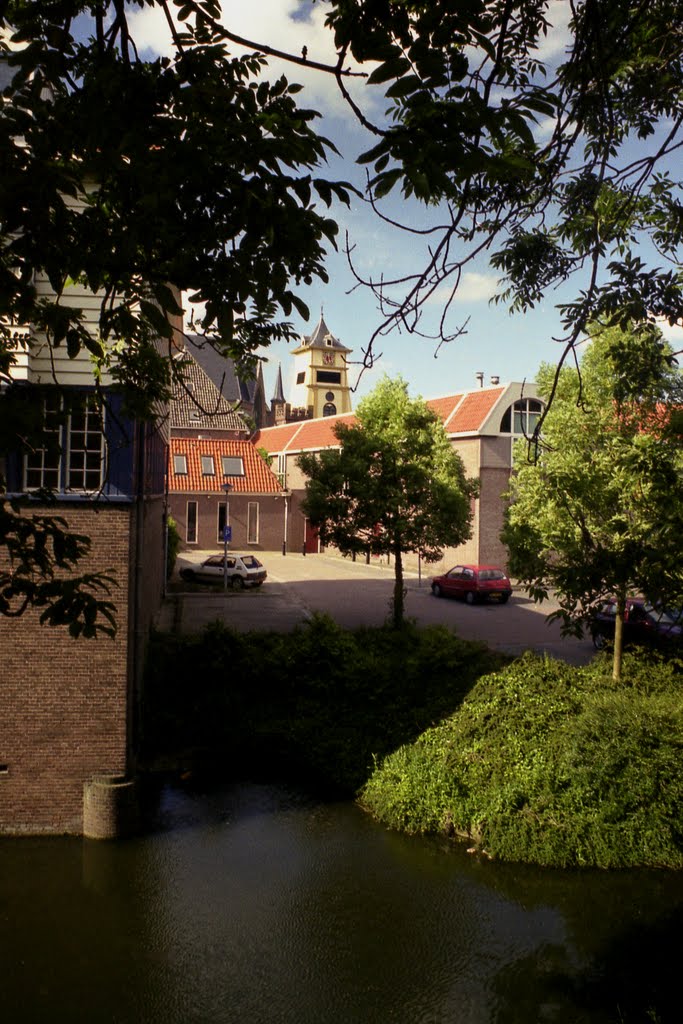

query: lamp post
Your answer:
[219,456,245,590]
[222,481,232,591]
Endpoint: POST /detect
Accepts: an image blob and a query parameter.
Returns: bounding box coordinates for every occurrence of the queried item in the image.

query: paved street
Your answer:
[157,551,595,664]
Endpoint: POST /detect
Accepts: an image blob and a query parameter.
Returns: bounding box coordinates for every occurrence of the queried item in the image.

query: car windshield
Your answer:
[240,555,262,568]
[478,569,506,581]
[644,603,679,626]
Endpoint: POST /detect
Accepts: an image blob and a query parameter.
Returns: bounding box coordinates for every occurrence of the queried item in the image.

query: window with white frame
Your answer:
[186,500,198,544]
[201,455,215,476]
[24,393,105,492]
[221,455,244,477]
[173,453,188,475]
[247,502,259,544]
[499,398,543,436]
[66,397,105,490]
[24,392,61,490]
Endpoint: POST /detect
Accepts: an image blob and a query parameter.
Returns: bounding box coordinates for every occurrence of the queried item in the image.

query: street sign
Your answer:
[222,525,232,542]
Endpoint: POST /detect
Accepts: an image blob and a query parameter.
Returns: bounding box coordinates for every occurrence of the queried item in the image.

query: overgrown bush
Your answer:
[360,652,683,869]
[166,515,181,579]
[142,615,506,792]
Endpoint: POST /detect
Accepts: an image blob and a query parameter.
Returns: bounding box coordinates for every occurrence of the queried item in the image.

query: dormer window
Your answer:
[500,399,543,436]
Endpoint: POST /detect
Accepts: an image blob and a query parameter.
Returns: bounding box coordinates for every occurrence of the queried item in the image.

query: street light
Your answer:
[222,481,232,591]
[219,456,245,591]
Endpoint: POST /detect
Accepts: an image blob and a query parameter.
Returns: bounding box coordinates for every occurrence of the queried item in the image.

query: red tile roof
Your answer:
[169,438,282,494]
[253,387,510,453]
[253,413,355,452]
[426,394,465,429]
[444,387,505,433]
[253,421,308,452]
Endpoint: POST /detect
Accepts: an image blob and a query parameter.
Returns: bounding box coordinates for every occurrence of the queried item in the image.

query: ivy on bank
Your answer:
[360,652,683,869]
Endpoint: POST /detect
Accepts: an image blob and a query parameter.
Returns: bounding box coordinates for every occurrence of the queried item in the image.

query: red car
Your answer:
[431,564,512,604]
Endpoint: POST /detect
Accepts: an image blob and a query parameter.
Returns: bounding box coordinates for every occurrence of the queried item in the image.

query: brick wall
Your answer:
[171,493,286,552]
[0,505,134,834]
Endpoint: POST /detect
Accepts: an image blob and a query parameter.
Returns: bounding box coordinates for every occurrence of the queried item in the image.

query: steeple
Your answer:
[271,363,287,425]
[272,363,285,404]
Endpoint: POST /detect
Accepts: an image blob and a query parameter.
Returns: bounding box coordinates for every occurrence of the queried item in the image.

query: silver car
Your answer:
[180,554,267,589]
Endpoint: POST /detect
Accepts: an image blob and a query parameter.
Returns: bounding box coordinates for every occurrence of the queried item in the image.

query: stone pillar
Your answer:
[83,773,139,840]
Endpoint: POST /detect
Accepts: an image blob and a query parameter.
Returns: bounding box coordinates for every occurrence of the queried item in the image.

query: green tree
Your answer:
[298,376,477,628]
[503,322,683,680]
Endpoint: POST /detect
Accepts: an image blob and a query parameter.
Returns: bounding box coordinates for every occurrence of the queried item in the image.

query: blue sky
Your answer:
[128,1,683,405]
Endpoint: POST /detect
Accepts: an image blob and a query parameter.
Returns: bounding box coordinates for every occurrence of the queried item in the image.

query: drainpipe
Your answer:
[130,419,147,773]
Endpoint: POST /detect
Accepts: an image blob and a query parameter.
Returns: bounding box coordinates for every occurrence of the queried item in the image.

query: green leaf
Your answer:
[367,57,412,86]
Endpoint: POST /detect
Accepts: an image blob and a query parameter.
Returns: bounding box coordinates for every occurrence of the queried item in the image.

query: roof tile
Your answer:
[169,437,282,494]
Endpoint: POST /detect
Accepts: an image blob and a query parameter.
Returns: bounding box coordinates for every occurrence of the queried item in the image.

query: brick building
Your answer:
[1,268,170,836]
[168,354,286,551]
[168,436,285,552]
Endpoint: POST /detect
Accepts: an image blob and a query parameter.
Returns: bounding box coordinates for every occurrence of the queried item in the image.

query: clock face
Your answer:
[323,352,334,365]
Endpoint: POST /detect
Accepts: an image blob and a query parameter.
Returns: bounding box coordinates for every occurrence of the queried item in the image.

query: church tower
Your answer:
[288,314,352,419]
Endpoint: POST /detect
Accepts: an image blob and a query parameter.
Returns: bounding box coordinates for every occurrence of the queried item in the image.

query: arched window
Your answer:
[323,403,336,417]
[500,398,543,435]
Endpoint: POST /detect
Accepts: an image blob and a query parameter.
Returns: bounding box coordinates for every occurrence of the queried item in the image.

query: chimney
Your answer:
[491,375,500,385]
[475,371,484,388]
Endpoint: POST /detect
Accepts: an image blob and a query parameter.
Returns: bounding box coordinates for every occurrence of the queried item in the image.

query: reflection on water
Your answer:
[0,781,681,1024]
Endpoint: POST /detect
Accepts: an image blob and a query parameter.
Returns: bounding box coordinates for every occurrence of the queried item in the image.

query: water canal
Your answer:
[1,780,681,1023]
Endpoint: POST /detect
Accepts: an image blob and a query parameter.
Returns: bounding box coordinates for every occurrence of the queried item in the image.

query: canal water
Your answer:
[1,780,681,1024]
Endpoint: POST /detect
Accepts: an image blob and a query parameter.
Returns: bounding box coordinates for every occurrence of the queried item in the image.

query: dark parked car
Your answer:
[431,564,512,604]
[179,553,267,589]
[591,597,682,650]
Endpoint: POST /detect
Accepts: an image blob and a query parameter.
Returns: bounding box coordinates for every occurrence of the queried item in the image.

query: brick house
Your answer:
[0,278,171,837]
[253,382,542,569]
[168,436,285,552]
[168,355,286,551]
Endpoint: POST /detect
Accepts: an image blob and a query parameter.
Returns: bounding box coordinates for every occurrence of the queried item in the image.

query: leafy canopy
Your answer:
[325,0,683,371]
[298,376,477,627]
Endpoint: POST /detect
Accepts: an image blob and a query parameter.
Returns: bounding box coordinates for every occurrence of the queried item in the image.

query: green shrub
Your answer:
[166,514,181,579]
[142,616,506,791]
[360,652,683,868]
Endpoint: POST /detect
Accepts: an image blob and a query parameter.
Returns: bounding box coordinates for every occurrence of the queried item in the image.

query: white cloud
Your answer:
[657,320,683,348]
[535,1,573,62]
[429,272,499,306]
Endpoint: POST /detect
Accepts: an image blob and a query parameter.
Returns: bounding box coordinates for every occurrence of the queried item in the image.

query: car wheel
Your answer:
[465,591,476,605]
[231,576,244,590]
[592,631,607,651]
[499,593,510,604]
[432,583,442,598]
[180,569,195,581]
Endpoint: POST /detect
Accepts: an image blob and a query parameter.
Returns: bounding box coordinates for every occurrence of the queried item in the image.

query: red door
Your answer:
[304,519,319,554]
